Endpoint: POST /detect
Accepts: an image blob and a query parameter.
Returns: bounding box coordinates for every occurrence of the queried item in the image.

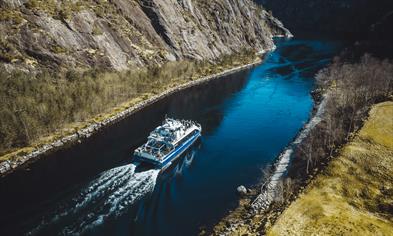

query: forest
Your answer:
[292,55,393,178]
[0,49,257,157]
[264,55,393,210]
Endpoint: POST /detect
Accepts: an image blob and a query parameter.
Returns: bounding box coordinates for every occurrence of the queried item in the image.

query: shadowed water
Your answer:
[0,35,344,236]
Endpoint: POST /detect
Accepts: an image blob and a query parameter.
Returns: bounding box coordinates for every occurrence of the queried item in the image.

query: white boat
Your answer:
[133,118,202,169]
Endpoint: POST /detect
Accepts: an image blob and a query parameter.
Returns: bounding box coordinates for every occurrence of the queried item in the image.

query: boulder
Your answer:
[237,185,248,195]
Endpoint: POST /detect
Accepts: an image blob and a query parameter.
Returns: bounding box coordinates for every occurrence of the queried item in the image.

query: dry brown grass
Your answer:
[0,50,259,163]
[267,102,393,236]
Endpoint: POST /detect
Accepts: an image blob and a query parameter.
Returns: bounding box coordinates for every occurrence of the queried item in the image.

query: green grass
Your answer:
[268,102,393,236]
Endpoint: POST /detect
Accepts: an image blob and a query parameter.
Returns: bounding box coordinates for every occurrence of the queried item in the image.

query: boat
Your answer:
[133,118,202,170]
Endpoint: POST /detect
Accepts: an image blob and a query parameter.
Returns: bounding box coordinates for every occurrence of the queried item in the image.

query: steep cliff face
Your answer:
[258,0,393,38]
[0,0,290,72]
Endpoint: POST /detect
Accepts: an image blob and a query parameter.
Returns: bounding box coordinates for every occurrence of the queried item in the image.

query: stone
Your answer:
[237,185,248,195]
[0,0,289,72]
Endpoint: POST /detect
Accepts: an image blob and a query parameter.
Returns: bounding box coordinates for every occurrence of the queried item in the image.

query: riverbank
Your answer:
[211,55,393,235]
[268,101,393,235]
[0,52,268,177]
[211,94,328,235]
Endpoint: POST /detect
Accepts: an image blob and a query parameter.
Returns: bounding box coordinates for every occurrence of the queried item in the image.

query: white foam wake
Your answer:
[28,163,159,235]
[63,169,159,235]
[185,151,195,167]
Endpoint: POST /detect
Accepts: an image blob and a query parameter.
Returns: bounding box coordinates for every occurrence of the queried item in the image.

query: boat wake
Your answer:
[174,151,195,176]
[184,151,195,167]
[28,163,159,235]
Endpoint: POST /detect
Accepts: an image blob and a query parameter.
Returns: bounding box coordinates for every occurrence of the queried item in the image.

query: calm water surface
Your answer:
[0,36,343,236]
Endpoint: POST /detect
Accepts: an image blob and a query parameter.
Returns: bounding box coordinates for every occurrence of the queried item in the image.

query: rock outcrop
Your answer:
[258,0,393,37]
[0,0,290,72]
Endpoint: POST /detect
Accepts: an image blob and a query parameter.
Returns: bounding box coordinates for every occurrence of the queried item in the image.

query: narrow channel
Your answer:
[0,35,344,236]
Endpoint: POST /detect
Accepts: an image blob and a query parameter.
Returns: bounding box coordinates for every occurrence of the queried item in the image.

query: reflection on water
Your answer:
[0,35,344,236]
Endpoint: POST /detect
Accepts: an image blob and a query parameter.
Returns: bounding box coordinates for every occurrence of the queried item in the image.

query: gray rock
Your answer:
[0,0,289,72]
[0,161,11,174]
[0,0,27,8]
[237,185,248,195]
[53,140,63,147]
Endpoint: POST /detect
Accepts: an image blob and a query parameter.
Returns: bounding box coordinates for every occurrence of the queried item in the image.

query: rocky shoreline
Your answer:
[0,55,271,177]
[250,94,328,212]
[213,57,393,235]
[212,91,329,235]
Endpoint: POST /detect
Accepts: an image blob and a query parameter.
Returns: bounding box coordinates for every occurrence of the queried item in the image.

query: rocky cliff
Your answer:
[0,0,290,72]
[258,0,393,38]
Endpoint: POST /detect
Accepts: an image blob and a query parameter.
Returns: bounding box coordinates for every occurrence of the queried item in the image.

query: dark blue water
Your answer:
[0,36,343,236]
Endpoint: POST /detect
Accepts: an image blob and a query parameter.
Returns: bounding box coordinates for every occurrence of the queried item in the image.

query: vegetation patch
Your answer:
[0,49,258,162]
[268,102,393,236]
[24,0,83,19]
[0,9,24,25]
[0,37,22,63]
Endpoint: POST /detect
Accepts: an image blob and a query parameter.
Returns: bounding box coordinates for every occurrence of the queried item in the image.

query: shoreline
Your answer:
[268,101,393,235]
[250,93,328,212]
[0,54,267,177]
[211,90,329,235]
[212,54,393,234]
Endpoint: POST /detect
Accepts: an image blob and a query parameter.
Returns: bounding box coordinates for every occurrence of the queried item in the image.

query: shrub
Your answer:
[0,48,258,155]
[288,55,393,181]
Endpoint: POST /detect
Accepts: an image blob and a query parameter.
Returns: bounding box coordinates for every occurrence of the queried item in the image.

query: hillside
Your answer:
[268,101,393,235]
[0,0,291,174]
[0,0,290,72]
[258,0,393,38]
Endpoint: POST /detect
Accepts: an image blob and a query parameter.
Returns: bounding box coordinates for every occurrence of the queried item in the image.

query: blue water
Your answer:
[0,36,343,236]
[131,38,342,236]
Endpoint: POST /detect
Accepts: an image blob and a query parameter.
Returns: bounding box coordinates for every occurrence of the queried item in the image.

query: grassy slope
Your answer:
[268,101,393,236]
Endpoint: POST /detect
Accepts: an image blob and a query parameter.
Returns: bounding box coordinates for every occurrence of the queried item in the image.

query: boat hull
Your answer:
[134,130,201,170]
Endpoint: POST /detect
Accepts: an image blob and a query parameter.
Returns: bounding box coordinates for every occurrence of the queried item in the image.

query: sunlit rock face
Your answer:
[0,0,289,71]
[257,0,393,37]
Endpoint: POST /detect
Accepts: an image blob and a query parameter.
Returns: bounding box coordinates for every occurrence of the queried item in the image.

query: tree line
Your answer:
[256,55,392,232]
[268,54,392,204]
[290,54,393,180]
[0,49,256,156]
